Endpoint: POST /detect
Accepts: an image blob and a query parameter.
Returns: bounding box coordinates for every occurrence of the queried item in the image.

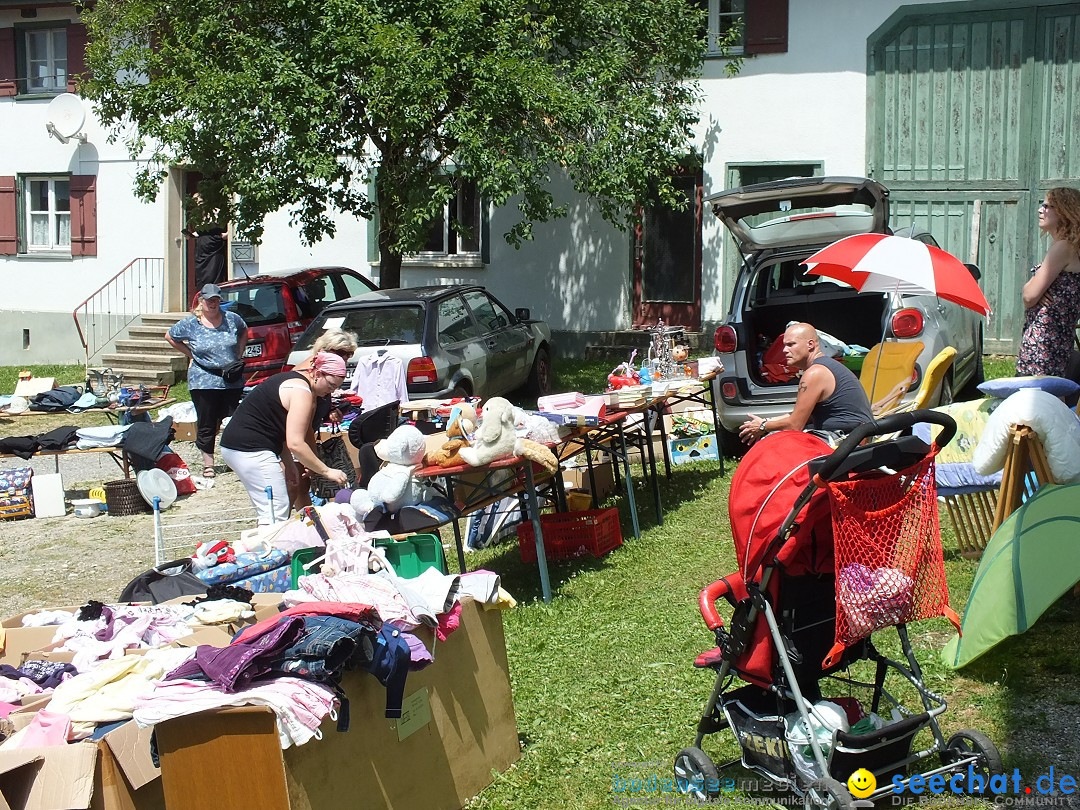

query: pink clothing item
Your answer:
[286,573,421,628]
[55,605,193,670]
[435,602,462,642]
[134,677,336,749]
[349,353,408,411]
[11,709,71,749]
[232,601,379,644]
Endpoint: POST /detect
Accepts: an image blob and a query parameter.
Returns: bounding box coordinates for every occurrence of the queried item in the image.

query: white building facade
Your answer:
[2,0,1075,363]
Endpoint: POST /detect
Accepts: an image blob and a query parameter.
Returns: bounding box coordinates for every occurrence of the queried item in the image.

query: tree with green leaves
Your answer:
[82,0,733,288]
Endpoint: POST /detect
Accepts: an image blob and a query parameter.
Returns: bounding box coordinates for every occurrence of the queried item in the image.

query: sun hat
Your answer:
[5,396,29,415]
[200,283,223,299]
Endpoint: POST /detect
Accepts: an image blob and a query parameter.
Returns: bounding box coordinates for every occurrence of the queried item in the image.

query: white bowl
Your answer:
[70,498,103,518]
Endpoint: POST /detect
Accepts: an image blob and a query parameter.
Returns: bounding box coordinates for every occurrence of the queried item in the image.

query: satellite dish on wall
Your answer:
[45,93,87,144]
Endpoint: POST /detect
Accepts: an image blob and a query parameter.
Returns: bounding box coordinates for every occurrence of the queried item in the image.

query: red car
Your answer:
[211,267,378,384]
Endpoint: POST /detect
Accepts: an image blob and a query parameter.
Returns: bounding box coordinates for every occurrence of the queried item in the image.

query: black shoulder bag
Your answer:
[310,425,358,499]
[192,357,247,384]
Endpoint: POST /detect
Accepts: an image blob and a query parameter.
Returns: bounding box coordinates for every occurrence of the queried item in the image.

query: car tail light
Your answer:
[407,357,438,385]
[721,381,738,400]
[714,325,737,354]
[286,320,305,342]
[891,308,924,338]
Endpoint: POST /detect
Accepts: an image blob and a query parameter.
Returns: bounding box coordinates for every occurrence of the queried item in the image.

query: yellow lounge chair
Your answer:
[860,341,924,417]
[891,346,957,415]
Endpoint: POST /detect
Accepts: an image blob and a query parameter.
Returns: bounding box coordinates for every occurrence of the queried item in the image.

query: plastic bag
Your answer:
[156,451,197,495]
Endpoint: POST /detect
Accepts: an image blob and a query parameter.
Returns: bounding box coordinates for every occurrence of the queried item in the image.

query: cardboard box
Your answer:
[561,456,616,503]
[0,607,80,665]
[170,422,197,443]
[0,719,164,810]
[668,433,720,465]
[155,601,518,810]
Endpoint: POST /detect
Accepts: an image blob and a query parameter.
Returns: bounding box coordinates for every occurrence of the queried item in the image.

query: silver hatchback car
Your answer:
[708,176,985,456]
[288,284,554,400]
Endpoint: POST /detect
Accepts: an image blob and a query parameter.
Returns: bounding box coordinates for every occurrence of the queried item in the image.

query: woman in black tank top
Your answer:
[219,353,349,524]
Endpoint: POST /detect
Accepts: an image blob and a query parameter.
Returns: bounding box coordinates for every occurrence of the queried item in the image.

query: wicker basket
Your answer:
[104,478,149,516]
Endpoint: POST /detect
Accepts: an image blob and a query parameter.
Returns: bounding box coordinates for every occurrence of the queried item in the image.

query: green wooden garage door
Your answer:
[869,2,1080,353]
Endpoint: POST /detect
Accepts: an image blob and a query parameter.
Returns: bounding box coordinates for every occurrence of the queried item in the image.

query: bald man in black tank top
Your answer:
[739,322,873,446]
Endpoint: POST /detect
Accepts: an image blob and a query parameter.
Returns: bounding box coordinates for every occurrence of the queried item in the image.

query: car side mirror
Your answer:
[515,308,531,322]
[964,262,981,281]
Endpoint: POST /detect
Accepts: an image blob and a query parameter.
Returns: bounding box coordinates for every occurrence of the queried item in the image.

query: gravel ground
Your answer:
[0,429,250,617]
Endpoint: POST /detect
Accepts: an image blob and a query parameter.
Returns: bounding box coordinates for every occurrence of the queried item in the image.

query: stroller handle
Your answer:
[812,409,957,484]
[699,578,737,631]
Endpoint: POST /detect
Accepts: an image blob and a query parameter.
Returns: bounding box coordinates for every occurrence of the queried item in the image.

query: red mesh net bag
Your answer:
[822,452,960,667]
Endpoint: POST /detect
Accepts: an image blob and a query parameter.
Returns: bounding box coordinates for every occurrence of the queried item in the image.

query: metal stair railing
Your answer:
[73,257,166,365]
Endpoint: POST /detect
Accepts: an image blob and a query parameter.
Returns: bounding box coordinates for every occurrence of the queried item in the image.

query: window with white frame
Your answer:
[694,0,744,56]
[419,179,483,257]
[25,177,71,253]
[23,28,67,94]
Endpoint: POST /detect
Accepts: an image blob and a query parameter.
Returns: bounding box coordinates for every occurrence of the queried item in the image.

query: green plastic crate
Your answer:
[290,547,323,589]
[377,533,445,578]
[289,534,445,588]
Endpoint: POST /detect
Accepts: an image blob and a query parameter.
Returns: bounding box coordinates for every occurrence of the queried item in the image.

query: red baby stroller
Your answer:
[675,411,1003,807]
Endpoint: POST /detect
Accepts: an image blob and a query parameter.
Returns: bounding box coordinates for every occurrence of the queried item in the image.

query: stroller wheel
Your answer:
[803,777,855,810]
[942,729,1004,779]
[673,747,720,801]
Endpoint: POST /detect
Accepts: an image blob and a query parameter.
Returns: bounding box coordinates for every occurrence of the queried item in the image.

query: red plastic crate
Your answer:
[518,508,623,563]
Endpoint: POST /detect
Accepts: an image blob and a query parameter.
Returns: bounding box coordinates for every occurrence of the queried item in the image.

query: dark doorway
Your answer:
[633,170,703,330]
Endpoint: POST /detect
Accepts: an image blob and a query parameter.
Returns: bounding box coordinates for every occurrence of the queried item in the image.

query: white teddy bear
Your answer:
[363,424,437,512]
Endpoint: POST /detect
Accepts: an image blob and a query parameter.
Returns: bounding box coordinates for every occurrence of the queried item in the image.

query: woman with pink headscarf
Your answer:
[220,353,349,523]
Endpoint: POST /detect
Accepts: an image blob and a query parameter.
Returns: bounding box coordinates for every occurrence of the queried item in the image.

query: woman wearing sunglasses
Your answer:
[1017,188,1080,377]
[219,352,350,524]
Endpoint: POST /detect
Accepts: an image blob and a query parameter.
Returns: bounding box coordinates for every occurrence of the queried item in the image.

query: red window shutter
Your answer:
[744,0,789,55]
[70,175,97,257]
[0,176,17,255]
[66,22,87,93]
[0,27,17,97]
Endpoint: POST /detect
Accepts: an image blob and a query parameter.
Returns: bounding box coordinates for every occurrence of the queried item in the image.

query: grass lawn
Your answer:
[0,364,190,402]
[458,352,1080,808]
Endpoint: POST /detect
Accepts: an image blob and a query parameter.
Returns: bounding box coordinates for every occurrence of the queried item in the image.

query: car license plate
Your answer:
[242,344,263,358]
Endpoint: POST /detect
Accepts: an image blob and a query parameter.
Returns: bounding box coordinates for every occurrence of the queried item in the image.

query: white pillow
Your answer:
[972,388,1080,483]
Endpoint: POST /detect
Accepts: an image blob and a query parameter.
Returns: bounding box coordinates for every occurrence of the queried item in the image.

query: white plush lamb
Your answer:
[458,397,518,467]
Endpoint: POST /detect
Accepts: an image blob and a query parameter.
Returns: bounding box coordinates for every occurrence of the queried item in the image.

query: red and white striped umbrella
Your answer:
[802,233,991,316]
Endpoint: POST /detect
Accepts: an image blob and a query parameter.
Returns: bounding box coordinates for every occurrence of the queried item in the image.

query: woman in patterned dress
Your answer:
[1017,187,1080,377]
[165,283,248,476]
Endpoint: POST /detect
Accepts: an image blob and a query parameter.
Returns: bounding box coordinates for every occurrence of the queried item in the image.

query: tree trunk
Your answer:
[378,235,403,289]
[374,160,403,289]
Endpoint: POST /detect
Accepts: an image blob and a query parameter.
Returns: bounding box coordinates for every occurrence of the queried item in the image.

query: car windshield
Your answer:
[296,305,425,351]
[220,284,286,326]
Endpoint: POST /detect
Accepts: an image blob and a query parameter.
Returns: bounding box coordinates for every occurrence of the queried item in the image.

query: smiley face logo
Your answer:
[847,768,876,798]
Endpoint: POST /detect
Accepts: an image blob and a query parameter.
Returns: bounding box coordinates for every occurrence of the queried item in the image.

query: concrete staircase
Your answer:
[98,313,190,386]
